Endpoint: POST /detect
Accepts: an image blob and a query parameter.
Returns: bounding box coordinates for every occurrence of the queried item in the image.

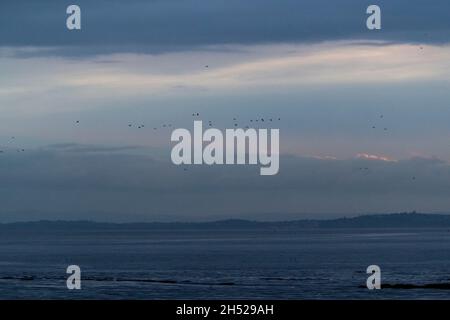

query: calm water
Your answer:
[1,227,450,299]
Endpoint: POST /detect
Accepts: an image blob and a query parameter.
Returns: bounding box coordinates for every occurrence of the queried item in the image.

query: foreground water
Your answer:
[0,227,450,299]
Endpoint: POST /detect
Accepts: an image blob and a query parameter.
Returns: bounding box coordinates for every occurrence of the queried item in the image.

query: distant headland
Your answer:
[2,212,450,230]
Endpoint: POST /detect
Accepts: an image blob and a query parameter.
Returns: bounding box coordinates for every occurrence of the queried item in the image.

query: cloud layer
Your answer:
[2,1,450,221]
[1,145,450,222]
[1,0,450,56]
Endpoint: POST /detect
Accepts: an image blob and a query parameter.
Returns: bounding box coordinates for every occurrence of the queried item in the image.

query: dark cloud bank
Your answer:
[1,145,449,222]
[1,0,449,56]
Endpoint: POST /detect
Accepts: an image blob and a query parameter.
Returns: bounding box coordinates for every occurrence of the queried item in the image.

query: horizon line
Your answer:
[2,211,450,225]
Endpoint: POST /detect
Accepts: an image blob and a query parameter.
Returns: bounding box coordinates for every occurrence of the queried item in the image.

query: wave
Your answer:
[359,283,450,290]
[0,275,236,286]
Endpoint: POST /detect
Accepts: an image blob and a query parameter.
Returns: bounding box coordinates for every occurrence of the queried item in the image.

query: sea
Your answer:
[1,226,450,299]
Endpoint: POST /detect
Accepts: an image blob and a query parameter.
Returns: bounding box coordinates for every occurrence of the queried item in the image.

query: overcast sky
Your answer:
[1,1,450,222]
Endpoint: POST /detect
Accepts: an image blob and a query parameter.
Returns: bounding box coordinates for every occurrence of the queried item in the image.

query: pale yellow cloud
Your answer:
[356,153,397,162]
[59,41,450,92]
[1,40,450,115]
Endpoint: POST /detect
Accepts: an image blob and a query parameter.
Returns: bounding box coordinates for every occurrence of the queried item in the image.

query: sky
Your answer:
[1,0,450,222]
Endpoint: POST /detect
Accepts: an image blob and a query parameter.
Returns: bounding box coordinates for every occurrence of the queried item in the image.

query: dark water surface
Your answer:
[1,227,450,299]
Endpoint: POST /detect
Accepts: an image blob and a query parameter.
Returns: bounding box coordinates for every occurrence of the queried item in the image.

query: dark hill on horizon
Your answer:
[1,213,450,231]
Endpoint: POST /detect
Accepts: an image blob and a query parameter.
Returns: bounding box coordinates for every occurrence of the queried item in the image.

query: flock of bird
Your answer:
[0,136,26,153]
[371,114,388,132]
[0,112,283,154]
[0,110,421,182]
[117,112,282,132]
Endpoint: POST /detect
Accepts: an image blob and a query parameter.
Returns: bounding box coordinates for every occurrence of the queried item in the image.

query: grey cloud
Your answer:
[1,0,449,57]
[1,145,450,222]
